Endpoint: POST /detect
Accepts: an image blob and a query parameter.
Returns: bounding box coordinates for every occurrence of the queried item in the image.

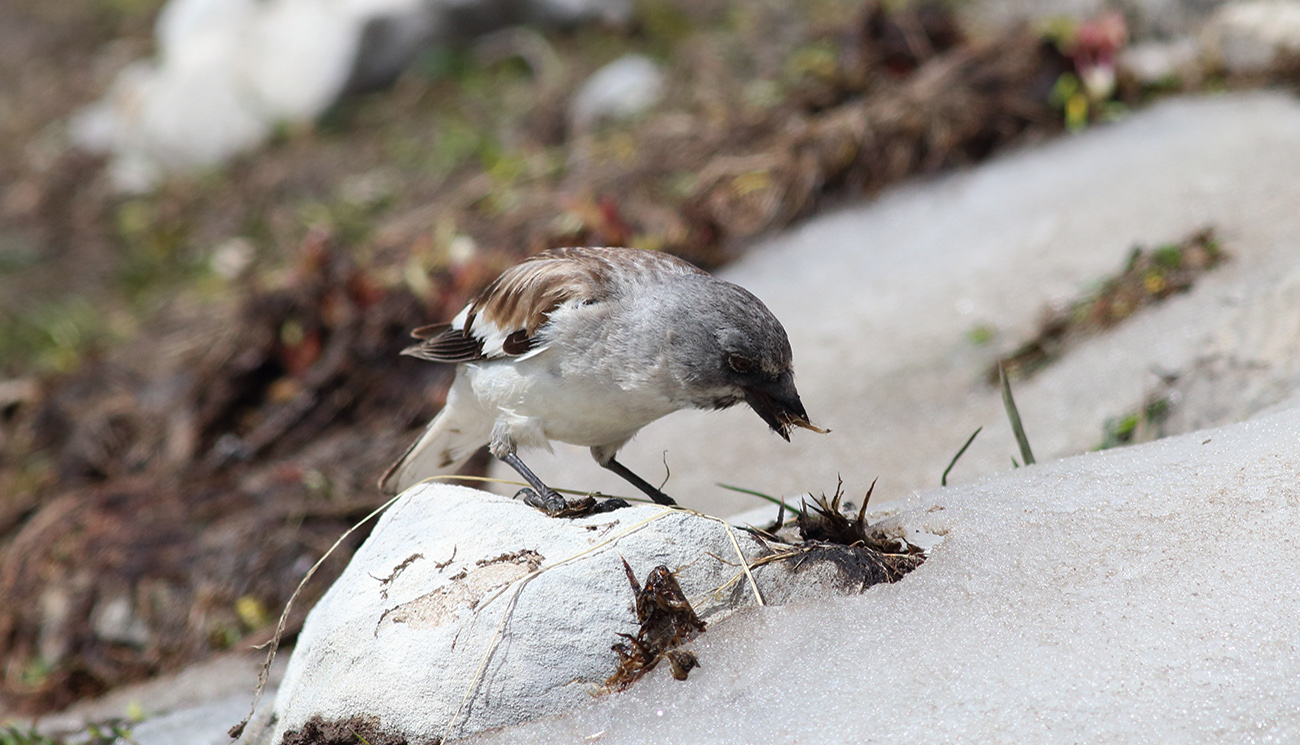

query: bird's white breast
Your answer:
[462,349,682,451]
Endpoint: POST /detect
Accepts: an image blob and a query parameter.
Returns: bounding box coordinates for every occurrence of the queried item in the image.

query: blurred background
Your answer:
[1,0,1297,728]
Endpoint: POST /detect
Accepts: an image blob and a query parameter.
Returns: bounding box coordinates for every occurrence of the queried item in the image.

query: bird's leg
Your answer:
[600,457,678,506]
[500,452,569,515]
[501,453,631,516]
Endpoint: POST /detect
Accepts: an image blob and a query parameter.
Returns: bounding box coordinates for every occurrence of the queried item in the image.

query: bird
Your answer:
[379,246,825,514]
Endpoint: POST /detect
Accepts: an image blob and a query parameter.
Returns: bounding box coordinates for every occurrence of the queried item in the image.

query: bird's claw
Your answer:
[517,487,568,515]
[516,488,631,517]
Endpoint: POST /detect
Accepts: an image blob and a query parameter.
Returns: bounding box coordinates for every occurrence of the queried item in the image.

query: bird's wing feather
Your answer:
[401,247,703,362]
[377,376,493,493]
[401,323,485,363]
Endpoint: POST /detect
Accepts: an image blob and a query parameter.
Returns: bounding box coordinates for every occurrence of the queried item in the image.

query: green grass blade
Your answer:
[999,363,1036,465]
[716,483,804,516]
[942,426,983,486]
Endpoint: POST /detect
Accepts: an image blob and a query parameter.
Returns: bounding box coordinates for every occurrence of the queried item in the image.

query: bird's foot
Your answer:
[516,488,631,517]
[517,487,568,515]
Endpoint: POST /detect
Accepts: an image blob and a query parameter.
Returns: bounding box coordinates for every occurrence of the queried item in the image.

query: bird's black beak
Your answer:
[742,373,828,441]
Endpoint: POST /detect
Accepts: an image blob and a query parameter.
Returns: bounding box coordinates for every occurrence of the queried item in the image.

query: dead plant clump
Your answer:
[604,484,926,693]
[0,0,1066,711]
[993,226,1226,383]
[605,560,707,692]
[791,479,926,581]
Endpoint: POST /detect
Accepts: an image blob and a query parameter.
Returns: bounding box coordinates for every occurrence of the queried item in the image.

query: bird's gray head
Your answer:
[670,277,822,440]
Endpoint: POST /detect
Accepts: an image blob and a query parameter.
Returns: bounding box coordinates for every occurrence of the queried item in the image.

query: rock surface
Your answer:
[1202,0,1300,73]
[263,484,905,743]
[568,54,665,133]
[22,651,283,744]
[510,91,1300,518]
[467,402,1300,744]
[122,694,255,745]
[1119,36,1202,83]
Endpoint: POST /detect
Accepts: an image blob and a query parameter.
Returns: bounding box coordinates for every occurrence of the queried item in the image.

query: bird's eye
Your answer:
[727,354,754,374]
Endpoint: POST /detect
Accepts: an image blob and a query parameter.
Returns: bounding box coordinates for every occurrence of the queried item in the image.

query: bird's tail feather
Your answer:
[378,394,490,495]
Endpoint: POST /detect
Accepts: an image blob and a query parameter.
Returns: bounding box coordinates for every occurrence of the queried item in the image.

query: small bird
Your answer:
[380,246,824,514]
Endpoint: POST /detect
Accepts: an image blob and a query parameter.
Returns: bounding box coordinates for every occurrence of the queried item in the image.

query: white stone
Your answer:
[69,35,277,192]
[240,0,366,123]
[1202,0,1300,73]
[210,237,257,279]
[72,0,403,191]
[71,0,634,191]
[505,92,1300,518]
[265,484,895,743]
[1119,36,1202,83]
[568,54,665,133]
[91,595,152,648]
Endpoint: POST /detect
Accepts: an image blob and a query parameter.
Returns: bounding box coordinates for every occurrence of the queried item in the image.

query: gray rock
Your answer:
[568,54,665,133]
[342,9,440,93]
[1158,262,1300,433]
[464,402,1300,744]
[117,694,254,745]
[1119,36,1202,83]
[33,651,283,744]
[266,484,904,743]
[90,595,152,648]
[1202,0,1300,73]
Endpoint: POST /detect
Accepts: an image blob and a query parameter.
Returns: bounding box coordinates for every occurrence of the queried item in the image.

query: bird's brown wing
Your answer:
[402,247,703,362]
